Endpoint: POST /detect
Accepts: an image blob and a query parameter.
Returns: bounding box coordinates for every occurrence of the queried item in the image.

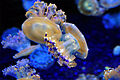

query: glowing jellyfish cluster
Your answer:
[2,59,40,80]
[22,0,88,68]
[104,65,120,80]
[76,0,120,16]
[1,1,89,79]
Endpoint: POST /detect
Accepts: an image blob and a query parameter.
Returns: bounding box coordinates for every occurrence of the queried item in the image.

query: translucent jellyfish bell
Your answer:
[63,23,88,59]
[22,17,62,44]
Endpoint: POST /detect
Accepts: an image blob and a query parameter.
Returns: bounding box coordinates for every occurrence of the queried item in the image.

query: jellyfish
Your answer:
[104,65,120,80]
[29,44,54,70]
[1,27,49,61]
[76,0,120,16]
[76,73,99,80]
[22,0,40,11]
[1,27,19,40]
[21,0,88,68]
[113,45,120,56]
[1,27,42,59]
[2,59,40,80]
[99,0,120,9]
[102,13,120,29]
[1,28,31,52]
[13,44,40,59]
[77,0,105,16]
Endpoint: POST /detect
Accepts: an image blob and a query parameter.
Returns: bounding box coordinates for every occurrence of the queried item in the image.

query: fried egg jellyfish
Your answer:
[22,0,88,68]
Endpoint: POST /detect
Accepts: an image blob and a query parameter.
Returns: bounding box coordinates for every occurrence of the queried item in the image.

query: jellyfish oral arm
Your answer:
[13,45,40,59]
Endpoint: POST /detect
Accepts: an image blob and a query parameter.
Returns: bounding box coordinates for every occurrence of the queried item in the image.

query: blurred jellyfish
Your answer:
[1,27,19,40]
[102,13,120,29]
[76,73,99,80]
[2,59,40,80]
[29,44,54,70]
[76,0,120,16]
[113,45,120,56]
[104,65,120,80]
[22,0,40,11]
[77,0,105,16]
[99,0,120,9]
[1,27,31,52]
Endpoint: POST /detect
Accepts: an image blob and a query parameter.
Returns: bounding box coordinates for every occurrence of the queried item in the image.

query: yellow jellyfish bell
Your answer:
[22,17,62,44]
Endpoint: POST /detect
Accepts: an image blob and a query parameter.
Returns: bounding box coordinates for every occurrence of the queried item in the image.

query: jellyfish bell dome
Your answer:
[22,17,62,44]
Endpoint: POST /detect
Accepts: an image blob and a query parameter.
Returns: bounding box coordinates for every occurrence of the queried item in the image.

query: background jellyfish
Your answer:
[102,13,120,29]
[99,0,120,9]
[76,0,120,16]
[1,28,54,70]
[113,45,120,56]
[1,27,31,52]
[76,73,99,80]
[76,0,105,16]
[22,0,40,11]
[1,27,19,40]
[2,59,40,80]
[1,27,55,70]
[29,44,55,70]
[104,65,120,80]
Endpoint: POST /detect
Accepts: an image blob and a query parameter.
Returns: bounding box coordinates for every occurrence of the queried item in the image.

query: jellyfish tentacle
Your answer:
[13,45,40,59]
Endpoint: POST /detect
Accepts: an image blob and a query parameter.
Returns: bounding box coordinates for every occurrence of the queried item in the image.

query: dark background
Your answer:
[0,0,120,80]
